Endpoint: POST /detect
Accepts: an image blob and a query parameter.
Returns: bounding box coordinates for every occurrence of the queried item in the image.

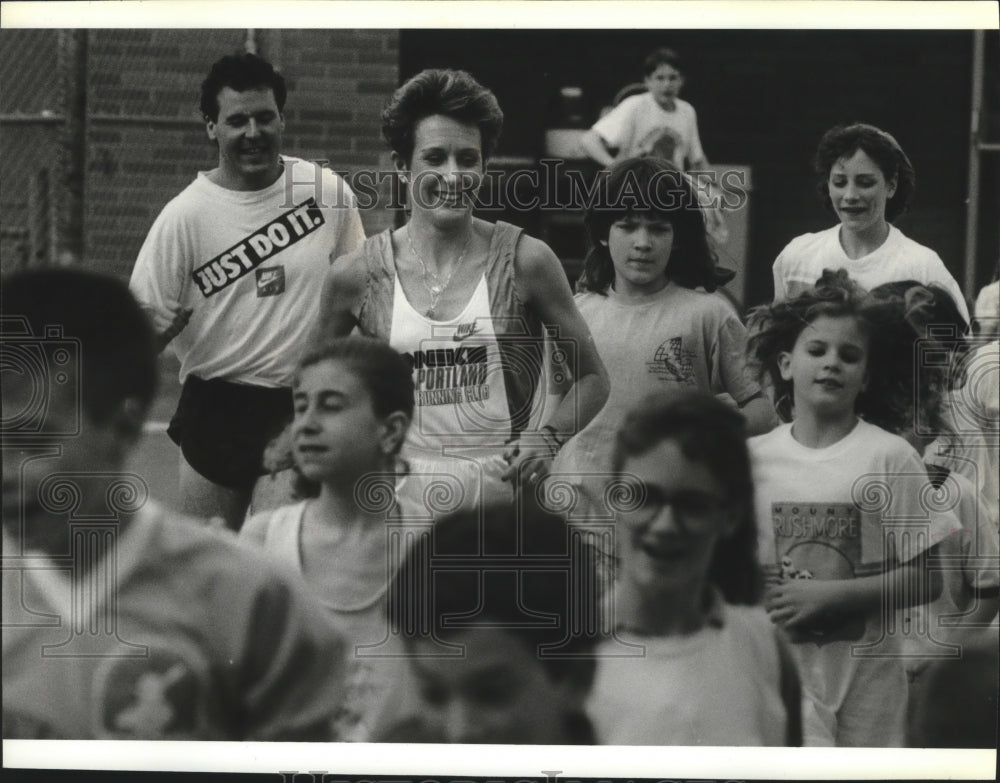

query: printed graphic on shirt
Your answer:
[452,320,481,342]
[770,501,866,643]
[635,126,681,161]
[255,265,286,297]
[192,199,325,297]
[94,651,204,738]
[648,337,697,385]
[405,344,490,407]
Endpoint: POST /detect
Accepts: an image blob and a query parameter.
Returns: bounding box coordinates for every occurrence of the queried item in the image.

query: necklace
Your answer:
[406,226,472,318]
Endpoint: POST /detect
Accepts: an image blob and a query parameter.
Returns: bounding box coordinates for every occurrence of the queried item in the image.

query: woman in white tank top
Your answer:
[316,69,609,518]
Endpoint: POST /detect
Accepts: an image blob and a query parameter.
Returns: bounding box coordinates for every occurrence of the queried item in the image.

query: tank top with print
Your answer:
[355,220,543,456]
[390,271,512,454]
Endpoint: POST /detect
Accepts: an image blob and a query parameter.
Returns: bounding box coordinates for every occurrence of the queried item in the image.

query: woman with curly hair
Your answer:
[772,123,968,323]
[745,270,961,747]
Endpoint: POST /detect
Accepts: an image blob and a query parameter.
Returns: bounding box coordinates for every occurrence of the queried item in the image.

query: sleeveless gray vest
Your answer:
[355,220,543,437]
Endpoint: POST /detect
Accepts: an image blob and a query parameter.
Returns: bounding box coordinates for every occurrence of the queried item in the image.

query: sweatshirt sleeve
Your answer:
[923,252,971,324]
[772,251,789,303]
[686,103,706,166]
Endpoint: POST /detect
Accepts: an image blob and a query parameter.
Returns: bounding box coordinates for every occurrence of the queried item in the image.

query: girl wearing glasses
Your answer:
[585,390,802,745]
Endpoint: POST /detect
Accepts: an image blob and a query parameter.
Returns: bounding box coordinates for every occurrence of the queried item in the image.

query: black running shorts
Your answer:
[167,375,293,490]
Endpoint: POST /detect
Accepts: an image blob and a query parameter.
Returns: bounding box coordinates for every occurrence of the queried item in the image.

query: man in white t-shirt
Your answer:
[580,47,708,173]
[129,53,365,530]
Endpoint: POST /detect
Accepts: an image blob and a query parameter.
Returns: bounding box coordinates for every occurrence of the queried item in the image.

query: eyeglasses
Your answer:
[619,480,729,533]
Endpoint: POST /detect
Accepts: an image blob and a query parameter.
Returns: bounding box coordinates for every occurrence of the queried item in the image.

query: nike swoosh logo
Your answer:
[452,324,481,342]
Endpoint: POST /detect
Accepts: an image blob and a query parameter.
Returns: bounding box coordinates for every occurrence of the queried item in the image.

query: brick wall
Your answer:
[83,29,399,278]
[266,29,399,237]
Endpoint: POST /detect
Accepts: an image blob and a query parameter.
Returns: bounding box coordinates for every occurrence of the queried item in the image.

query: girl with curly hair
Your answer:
[745,270,961,747]
[864,282,999,722]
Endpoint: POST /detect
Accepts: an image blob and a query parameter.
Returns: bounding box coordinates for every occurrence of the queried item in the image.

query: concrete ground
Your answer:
[125,353,184,511]
[125,354,296,519]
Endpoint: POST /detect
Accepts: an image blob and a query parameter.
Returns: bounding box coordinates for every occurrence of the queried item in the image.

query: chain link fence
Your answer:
[0,30,64,272]
[0,29,251,277]
[2,29,399,279]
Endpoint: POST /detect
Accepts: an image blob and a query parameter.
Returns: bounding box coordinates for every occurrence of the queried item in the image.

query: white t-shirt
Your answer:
[240,502,415,741]
[587,595,789,746]
[900,466,1000,667]
[553,283,759,514]
[591,93,705,170]
[946,341,1000,524]
[749,420,962,747]
[923,406,999,533]
[772,225,969,323]
[2,502,347,740]
[129,156,366,387]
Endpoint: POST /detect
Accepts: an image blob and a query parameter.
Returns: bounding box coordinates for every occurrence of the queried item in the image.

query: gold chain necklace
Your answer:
[406,227,472,318]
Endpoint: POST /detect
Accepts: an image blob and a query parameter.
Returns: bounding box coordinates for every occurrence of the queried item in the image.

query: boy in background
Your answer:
[580,47,727,245]
[580,47,708,172]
